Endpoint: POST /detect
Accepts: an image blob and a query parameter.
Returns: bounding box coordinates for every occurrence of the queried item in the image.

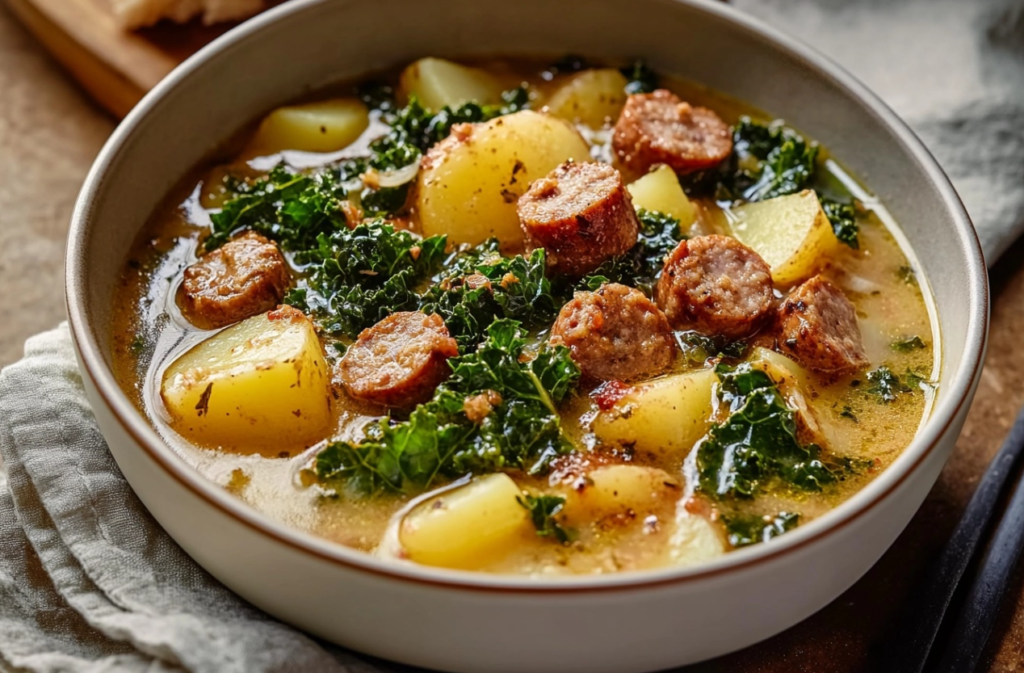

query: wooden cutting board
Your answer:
[3,0,280,118]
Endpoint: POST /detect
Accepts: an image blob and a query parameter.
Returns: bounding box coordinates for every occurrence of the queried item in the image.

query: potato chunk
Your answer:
[247,98,369,155]
[591,368,718,458]
[728,189,839,286]
[669,512,726,568]
[399,474,530,570]
[160,308,332,451]
[545,69,629,128]
[398,57,504,110]
[626,164,696,227]
[561,465,682,524]
[416,110,592,251]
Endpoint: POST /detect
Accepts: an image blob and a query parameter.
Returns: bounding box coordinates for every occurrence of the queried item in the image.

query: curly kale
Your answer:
[207,86,530,246]
[518,494,571,543]
[622,60,659,94]
[822,198,859,250]
[697,362,847,499]
[285,220,447,338]
[717,118,819,203]
[371,88,529,167]
[206,166,350,252]
[314,320,581,494]
[582,208,685,296]
[723,512,800,548]
[422,243,561,352]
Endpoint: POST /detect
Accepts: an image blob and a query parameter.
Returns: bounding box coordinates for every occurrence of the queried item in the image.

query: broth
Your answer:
[111,57,938,576]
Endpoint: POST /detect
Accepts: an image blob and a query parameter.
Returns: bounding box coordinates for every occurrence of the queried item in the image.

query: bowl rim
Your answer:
[65,0,989,593]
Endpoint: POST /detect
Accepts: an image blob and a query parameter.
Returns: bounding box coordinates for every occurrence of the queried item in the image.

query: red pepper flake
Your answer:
[590,380,634,411]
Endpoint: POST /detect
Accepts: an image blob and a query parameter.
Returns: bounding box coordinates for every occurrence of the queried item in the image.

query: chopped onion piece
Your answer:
[842,272,884,295]
[374,161,420,188]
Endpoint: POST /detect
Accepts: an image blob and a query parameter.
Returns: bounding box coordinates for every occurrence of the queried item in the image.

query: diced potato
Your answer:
[591,369,718,458]
[399,474,530,570]
[627,164,697,227]
[669,512,726,568]
[416,110,592,251]
[246,98,369,156]
[728,189,839,286]
[561,465,682,524]
[161,310,332,451]
[398,57,504,110]
[545,68,629,128]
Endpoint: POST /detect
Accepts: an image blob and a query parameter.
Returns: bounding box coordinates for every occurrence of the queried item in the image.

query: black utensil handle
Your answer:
[882,403,1024,673]
[932,444,1024,672]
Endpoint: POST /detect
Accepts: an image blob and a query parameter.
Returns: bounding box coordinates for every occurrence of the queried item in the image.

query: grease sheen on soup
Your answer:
[111,57,938,576]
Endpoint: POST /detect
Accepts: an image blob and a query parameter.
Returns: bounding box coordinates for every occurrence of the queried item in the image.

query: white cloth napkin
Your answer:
[1,1,1022,670]
[0,326,386,672]
[733,0,1024,262]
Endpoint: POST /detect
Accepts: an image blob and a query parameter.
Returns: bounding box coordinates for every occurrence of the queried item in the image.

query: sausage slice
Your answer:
[612,89,732,175]
[181,231,290,329]
[517,161,639,277]
[777,276,868,376]
[551,283,676,382]
[656,235,773,339]
[338,312,459,408]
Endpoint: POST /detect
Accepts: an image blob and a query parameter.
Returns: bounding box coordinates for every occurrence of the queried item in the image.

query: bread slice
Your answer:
[110,0,265,30]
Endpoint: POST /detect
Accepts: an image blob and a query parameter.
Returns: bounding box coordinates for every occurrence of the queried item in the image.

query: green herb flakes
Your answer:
[891,335,927,352]
[723,511,800,548]
[517,494,571,544]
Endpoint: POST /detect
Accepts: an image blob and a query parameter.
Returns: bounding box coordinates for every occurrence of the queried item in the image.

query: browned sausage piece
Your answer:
[181,231,290,329]
[612,89,733,175]
[517,161,639,277]
[338,312,459,408]
[777,275,868,376]
[656,235,773,340]
[551,283,676,382]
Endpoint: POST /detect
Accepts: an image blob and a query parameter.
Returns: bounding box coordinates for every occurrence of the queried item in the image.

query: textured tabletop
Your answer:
[1,2,1023,670]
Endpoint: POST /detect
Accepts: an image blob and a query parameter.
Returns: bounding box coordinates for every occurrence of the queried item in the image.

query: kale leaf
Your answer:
[822,198,859,250]
[372,89,529,166]
[518,494,571,543]
[677,331,748,363]
[582,208,684,296]
[422,244,561,352]
[891,335,927,352]
[206,165,350,252]
[314,320,581,495]
[723,511,800,548]
[286,219,447,338]
[716,118,819,203]
[209,86,530,245]
[356,81,397,112]
[697,362,844,499]
[622,60,659,94]
[547,54,590,76]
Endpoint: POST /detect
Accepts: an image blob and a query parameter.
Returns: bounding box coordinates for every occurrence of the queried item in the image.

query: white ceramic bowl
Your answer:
[65,0,989,670]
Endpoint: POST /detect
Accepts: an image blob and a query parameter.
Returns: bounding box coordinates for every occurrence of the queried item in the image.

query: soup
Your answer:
[112,57,938,576]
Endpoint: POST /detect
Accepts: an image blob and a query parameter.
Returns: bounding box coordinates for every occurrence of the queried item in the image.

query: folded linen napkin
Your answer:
[0,326,383,672]
[1,1,1022,671]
